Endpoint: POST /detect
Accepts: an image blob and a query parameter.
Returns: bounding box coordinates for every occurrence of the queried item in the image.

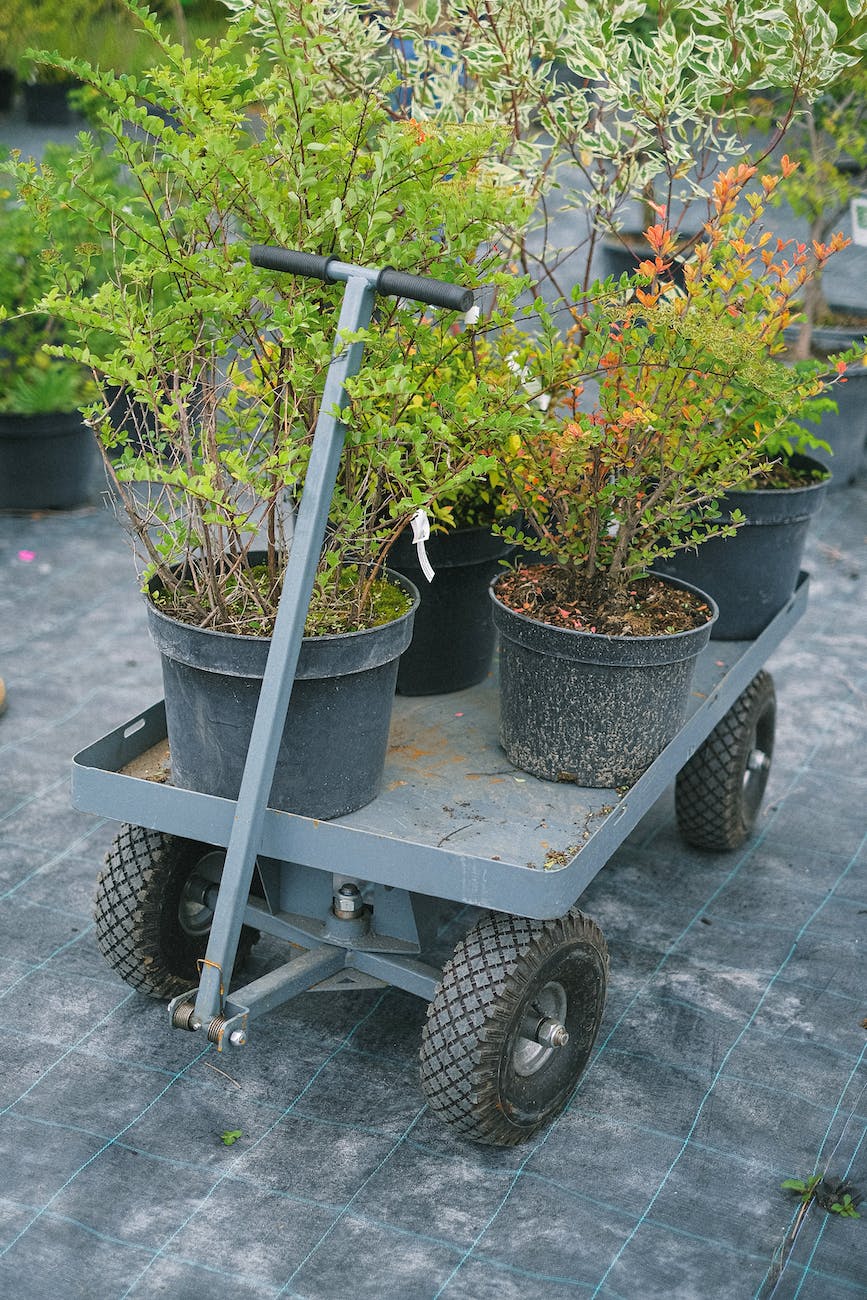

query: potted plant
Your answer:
[377,328,549,695]
[761,52,867,486]
[651,162,852,636]
[10,1,532,814]
[487,162,847,787]
[252,0,863,312]
[0,153,110,509]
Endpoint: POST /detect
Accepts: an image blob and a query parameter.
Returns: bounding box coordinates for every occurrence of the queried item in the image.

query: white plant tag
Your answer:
[464,303,480,326]
[410,509,435,582]
[851,194,867,246]
[506,350,550,410]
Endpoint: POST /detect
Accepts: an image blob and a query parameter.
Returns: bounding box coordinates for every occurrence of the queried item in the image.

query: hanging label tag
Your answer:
[506,351,550,410]
[410,509,435,583]
[464,303,480,326]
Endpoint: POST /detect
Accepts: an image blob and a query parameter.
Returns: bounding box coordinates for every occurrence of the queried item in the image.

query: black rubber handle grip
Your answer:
[377,266,473,312]
[249,245,334,280]
[250,245,473,313]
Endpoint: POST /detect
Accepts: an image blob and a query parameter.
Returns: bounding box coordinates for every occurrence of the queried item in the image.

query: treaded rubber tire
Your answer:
[93,824,258,999]
[419,908,608,1146]
[676,670,776,851]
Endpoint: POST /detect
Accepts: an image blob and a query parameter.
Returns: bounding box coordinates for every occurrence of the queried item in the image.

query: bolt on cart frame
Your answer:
[74,249,804,1145]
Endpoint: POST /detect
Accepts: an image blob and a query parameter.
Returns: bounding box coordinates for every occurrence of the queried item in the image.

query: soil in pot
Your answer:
[0,412,99,510]
[655,453,829,640]
[146,567,419,819]
[491,568,717,789]
[388,525,514,695]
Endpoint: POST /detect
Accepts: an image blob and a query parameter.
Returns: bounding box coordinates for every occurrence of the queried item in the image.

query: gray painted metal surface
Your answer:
[72,574,808,923]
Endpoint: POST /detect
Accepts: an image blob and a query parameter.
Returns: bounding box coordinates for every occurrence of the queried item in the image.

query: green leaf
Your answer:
[220,1129,243,1146]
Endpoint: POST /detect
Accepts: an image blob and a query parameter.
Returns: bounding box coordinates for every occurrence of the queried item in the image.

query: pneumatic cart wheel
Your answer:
[93,824,259,999]
[676,669,776,851]
[419,908,608,1145]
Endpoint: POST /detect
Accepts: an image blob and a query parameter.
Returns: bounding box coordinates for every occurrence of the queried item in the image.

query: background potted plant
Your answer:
[651,163,851,636]
[487,163,846,788]
[10,1,532,814]
[250,0,866,309]
[761,51,867,486]
[0,148,117,509]
[377,327,548,695]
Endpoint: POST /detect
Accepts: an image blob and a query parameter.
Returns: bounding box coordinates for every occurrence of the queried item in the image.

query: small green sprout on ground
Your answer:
[782,1174,863,1218]
[219,1129,243,1147]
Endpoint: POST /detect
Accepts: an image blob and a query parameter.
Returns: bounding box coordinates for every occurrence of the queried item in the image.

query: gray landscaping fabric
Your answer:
[1,107,866,1300]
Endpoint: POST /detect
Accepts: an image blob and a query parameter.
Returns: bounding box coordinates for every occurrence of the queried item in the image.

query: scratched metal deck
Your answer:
[72,575,807,920]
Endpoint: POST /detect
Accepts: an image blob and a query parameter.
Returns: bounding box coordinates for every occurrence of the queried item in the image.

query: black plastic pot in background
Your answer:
[388,525,514,695]
[22,80,80,125]
[654,453,829,640]
[0,411,99,510]
[491,572,717,789]
[801,365,867,487]
[145,569,419,819]
[0,68,16,113]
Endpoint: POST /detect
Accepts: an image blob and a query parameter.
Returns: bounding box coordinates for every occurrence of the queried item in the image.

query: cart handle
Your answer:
[249,244,474,313]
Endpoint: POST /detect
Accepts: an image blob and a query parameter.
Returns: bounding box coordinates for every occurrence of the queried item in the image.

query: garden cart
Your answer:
[73,249,800,1145]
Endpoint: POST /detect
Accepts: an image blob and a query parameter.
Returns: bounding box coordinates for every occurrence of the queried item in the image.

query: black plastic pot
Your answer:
[802,365,867,487]
[490,572,717,789]
[0,68,16,113]
[22,80,79,125]
[146,569,419,819]
[0,411,99,510]
[654,453,829,640]
[388,525,514,695]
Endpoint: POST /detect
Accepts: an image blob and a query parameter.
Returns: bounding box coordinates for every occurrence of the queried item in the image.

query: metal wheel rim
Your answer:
[178,851,223,937]
[742,715,772,816]
[513,980,568,1077]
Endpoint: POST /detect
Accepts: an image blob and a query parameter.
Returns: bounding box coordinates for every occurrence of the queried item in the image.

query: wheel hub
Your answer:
[178,851,224,937]
[513,980,569,1076]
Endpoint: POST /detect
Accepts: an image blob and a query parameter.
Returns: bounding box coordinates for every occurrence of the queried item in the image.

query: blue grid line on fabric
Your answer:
[0,925,95,1001]
[601,1041,865,1114]
[655,997,866,1061]
[0,581,139,658]
[0,1200,160,1259]
[0,989,135,1111]
[0,1043,210,1259]
[0,818,110,902]
[791,1122,867,1300]
[585,828,867,1300]
[775,978,865,1008]
[12,896,91,921]
[431,740,859,1299]
[0,685,104,758]
[429,797,793,1297]
[752,1044,867,1300]
[273,1105,427,1297]
[114,989,391,1300]
[0,775,68,825]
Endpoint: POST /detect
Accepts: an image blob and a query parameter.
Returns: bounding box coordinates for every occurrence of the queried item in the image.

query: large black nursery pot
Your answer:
[146,566,419,820]
[801,364,867,488]
[490,572,717,789]
[655,453,829,640]
[0,411,98,510]
[22,79,80,125]
[388,525,514,695]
